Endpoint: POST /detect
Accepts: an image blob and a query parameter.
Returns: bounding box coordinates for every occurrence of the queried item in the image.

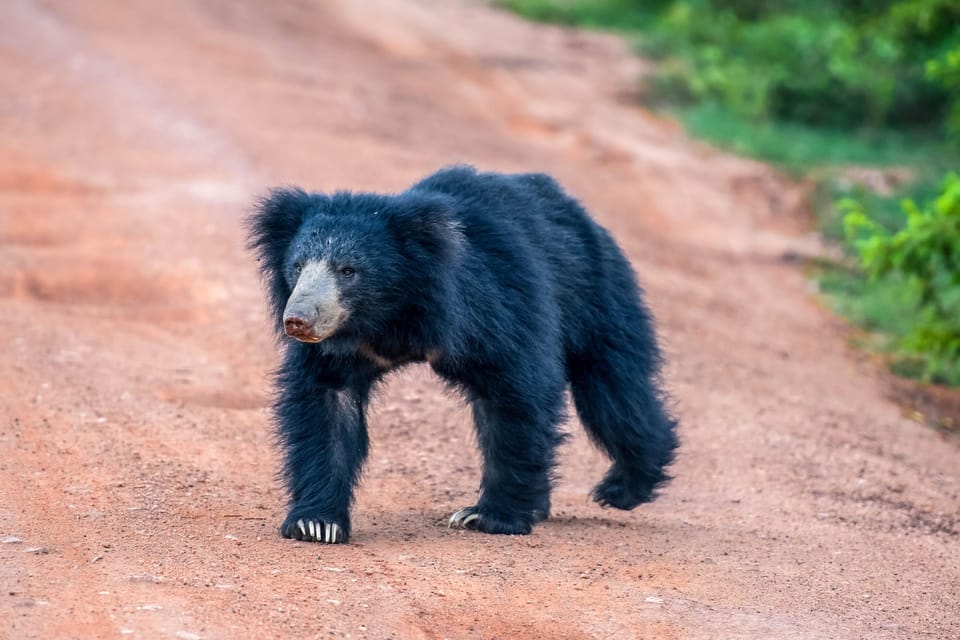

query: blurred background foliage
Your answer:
[502,0,960,387]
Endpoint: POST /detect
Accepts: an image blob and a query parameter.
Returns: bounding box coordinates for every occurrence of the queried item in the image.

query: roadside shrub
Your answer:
[648,1,954,130]
[503,0,958,132]
[927,44,960,140]
[843,174,960,384]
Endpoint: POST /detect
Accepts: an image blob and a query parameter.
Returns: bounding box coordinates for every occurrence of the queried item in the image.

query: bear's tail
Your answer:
[567,315,678,510]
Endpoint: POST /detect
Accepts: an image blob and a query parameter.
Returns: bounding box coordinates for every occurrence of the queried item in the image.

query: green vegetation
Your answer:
[839,175,960,384]
[501,2,958,131]
[500,0,960,387]
[678,103,951,174]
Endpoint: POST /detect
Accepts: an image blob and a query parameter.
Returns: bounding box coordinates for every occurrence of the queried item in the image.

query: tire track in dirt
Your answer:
[1,1,957,639]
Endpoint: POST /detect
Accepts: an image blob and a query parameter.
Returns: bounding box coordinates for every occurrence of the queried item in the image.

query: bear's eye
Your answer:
[339,266,356,278]
[294,262,302,274]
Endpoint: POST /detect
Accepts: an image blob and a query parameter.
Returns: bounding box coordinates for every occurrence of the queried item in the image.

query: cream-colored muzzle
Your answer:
[282,261,347,342]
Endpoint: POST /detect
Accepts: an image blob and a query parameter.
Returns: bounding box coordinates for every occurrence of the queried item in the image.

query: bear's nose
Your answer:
[284,315,312,337]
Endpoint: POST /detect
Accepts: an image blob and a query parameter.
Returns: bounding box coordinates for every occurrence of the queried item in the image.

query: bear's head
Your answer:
[248,187,462,346]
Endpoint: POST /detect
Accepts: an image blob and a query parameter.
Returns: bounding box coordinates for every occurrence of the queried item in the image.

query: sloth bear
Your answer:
[248,166,677,544]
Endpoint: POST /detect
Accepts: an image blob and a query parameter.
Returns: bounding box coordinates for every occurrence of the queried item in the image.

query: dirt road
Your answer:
[1,1,957,638]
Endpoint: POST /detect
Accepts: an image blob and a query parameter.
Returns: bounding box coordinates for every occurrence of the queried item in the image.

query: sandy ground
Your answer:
[1,1,957,638]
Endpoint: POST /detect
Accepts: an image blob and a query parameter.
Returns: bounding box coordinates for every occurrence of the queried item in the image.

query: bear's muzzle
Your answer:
[283,261,346,343]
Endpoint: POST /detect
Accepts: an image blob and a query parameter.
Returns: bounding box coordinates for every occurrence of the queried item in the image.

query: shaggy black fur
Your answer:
[248,166,678,543]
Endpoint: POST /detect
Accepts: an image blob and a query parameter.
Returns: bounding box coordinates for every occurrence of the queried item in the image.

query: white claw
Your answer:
[308,520,316,539]
[332,524,341,543]
[449,509,481,528]
[297,519,306,536]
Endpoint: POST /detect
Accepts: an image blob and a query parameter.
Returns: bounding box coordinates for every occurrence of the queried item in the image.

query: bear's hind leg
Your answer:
[569,343,678,510]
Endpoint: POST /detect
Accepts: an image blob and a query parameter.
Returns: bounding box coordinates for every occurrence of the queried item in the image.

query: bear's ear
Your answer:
[387,193,463,264]
[246,187,319,334]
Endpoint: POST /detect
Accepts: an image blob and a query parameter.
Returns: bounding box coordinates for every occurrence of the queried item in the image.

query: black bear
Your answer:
[248,166,677,543]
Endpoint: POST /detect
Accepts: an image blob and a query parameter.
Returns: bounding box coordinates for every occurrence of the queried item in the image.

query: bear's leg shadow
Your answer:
[449,371,567,535]
[568,331,678,510]
[275,358,371,544]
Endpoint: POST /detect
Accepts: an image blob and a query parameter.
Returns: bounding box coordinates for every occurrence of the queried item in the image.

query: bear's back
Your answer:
[409,166,601,259]
[409,167,638,356]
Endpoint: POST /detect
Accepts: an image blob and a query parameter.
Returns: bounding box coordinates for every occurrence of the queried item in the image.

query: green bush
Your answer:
[927,44,960,140]
[843,174,960,384]
[502,0,959,132]
[649,0,957,129]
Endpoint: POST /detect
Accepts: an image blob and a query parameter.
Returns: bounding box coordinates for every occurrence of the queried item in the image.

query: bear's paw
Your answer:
[447,506,534,535]
[591,465,661,510]
[281,514,346,544]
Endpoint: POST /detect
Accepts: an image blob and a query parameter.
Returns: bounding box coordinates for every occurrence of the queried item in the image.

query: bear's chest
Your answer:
[357,343,443,371]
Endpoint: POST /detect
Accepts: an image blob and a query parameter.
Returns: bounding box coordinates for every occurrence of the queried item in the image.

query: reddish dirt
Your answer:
[1,1,958,638]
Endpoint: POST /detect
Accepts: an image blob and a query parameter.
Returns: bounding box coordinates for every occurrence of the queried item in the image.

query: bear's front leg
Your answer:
[450,380,566,535]
[275,352,371,544]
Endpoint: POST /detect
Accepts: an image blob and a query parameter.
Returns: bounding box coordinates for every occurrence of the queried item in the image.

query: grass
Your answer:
[676,103,951,176]
[816,171,960,387]
[820,264,960,386]
[496,0,656,31]
[813,175,946,242]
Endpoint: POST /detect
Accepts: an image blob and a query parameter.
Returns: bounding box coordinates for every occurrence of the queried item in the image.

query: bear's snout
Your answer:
[283,302,344,342]
[282,261,344,343]
[283,312,318,341]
